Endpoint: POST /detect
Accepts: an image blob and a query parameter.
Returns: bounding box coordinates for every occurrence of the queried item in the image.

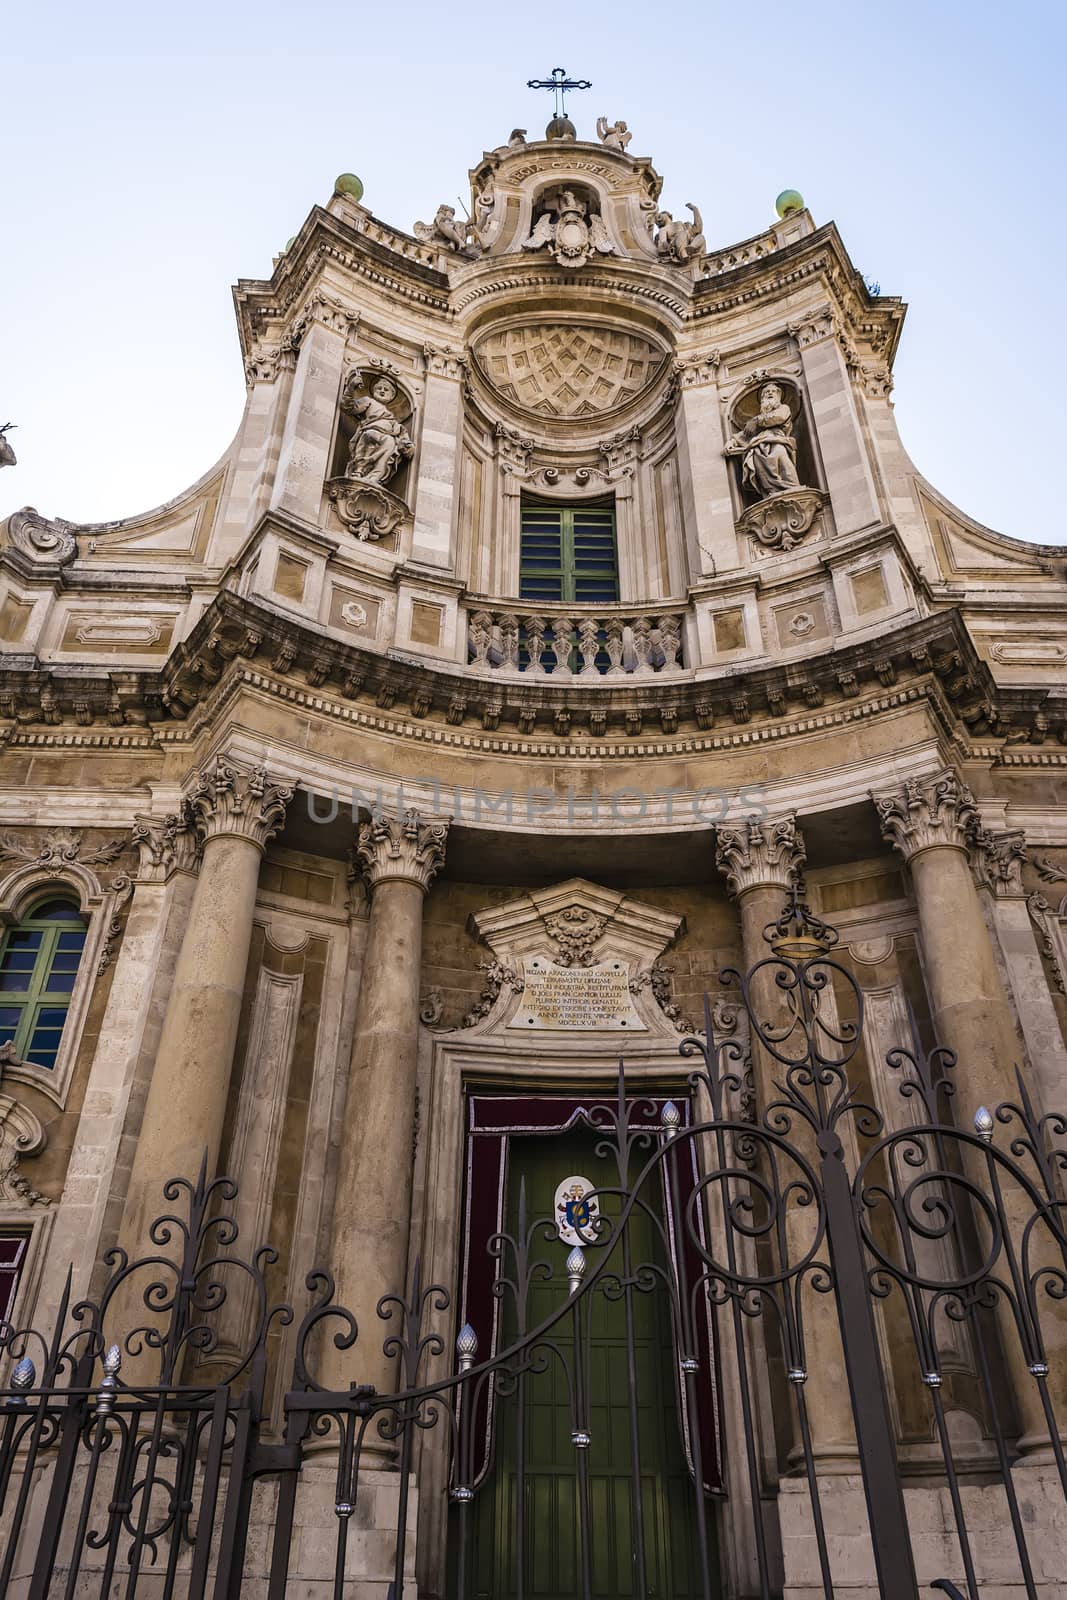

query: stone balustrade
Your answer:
[466,607,685,676]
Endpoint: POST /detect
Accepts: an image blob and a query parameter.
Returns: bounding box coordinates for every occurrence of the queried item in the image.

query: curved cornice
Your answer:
[1,595,1061,764]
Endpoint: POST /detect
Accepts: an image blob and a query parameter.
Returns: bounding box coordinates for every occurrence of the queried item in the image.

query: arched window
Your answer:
[0,897,87,1071]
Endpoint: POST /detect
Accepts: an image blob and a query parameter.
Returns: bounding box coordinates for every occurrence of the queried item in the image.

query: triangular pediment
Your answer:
[468,877,685,967]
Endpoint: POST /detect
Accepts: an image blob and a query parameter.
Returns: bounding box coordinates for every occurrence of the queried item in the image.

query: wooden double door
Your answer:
[462,1126,718,1600]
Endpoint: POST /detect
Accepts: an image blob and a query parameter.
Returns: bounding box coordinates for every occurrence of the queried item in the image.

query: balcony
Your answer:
[466,604,685,676]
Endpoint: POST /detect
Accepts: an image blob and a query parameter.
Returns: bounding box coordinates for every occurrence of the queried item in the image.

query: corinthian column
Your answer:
[118,762,292,1258]
[874,771,1066,1443]
[715,815,859,1470]
[324,810,449,1400]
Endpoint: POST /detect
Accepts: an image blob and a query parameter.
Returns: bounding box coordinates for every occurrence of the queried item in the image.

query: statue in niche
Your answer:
[724,382,803,499]
[596,115,632,151]
[653,204,705,264]
[342,374,413,487]
[413,204,481,259]
[523,188,614,269]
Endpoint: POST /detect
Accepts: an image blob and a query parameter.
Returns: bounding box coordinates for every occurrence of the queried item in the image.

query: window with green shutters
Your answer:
[0,897,87,1071]
[519,498,619,605]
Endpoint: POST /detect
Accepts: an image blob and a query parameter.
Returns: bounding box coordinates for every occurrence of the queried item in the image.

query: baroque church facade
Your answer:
[2,98,1067,1599]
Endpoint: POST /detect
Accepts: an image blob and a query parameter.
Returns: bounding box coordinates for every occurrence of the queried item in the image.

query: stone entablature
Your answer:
[0,590,1059,752]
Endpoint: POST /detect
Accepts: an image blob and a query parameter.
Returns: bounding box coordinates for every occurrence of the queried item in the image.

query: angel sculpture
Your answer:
[522,190,614,269]
[596,116,632,152]
[654,203,706,264]
[413,204,481,259]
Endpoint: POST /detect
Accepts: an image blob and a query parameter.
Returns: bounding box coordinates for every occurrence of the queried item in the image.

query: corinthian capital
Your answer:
[354,809,449,894]
[973,828,1028,897]
[188,761,294,851]
[715,814,806,898]
[131,801,202,882]
[873,771,979,862]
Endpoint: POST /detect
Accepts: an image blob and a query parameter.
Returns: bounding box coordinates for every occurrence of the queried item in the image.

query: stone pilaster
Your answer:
[117,763,293,1264]
[972,829,1067,1120]
[672,355,738,576]
[410,346,465,569]
[788,306,882,536]
[874,774,1065,1442]
[715,815,859,1470]
[324,811,448,1408]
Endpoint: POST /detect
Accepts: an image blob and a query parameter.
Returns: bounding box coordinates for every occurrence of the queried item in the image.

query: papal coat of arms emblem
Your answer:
[554,1173,599,1246]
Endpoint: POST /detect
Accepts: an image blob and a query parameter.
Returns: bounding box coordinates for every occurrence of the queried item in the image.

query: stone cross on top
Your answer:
[526,65,592,120]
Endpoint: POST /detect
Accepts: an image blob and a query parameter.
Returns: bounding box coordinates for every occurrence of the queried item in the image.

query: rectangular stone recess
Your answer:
[328,585,380,637]
[409,600,444,647]
[507,956,646,1031]
[713,607,747,653]
[851,563,889,614]
[0,596,33,643]
[274,552,309,603]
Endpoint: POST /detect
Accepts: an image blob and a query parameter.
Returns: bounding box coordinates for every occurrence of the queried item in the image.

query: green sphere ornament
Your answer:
[283,236,296,253]
[775,189,805,219]
[334,173,364,203]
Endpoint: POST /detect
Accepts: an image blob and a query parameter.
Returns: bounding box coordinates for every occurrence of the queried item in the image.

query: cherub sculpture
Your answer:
[653,203,706,264]
[723,382,803,499]
[596,116,632,152]
[413,204,480,259]
[342,375,413,487]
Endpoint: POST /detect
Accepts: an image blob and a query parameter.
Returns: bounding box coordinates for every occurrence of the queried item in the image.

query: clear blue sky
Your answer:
[3,0,1063,542]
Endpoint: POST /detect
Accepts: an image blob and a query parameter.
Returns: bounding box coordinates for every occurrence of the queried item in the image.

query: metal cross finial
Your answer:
[526,66,592,119]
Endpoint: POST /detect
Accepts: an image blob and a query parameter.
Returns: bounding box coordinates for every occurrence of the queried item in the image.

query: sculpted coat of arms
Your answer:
[522,188,615,270]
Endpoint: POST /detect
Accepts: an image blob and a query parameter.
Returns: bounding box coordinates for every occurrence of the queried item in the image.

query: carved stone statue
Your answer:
[342,375,413,487]
[653,204,705,264]
[413,204,481,259]
[596,116,632,151]
[724,382,803,499]
[523,189,614,270]
[0,425,15,469]
[473,180,497,246]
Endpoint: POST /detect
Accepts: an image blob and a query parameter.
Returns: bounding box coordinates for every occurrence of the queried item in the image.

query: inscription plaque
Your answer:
[507,956,646,1032]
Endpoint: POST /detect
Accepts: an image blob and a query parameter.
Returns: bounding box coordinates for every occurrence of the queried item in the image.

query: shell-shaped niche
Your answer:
[472,317,668,422]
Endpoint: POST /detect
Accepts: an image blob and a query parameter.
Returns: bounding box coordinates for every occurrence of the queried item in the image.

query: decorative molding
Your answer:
[544,906,607,968]
[419,989,444,1026]
[188,761,294,851]
[0,828,127,871]
[629,960,698,1035]
[972,828,1028,897]
[461,960,523,1029]
[873,771,980,862]
[739,487,824,554]
[325,479,412,541]
[0,1061,49,1208]
[715,815,806,897]
[1027,892,1067,995]
[422,343,467,381]
[353,808,449,894]
[5,507,79,568]
[131,805,202,883]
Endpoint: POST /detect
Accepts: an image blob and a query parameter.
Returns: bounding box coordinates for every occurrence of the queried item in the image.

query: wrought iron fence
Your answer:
[1,887,1066,1598]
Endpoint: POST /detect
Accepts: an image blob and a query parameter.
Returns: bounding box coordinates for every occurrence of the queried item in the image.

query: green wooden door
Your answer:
[463,1126,717,1600]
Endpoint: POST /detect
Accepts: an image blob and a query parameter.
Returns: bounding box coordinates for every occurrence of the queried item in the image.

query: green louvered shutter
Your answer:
[519,499,618,604]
